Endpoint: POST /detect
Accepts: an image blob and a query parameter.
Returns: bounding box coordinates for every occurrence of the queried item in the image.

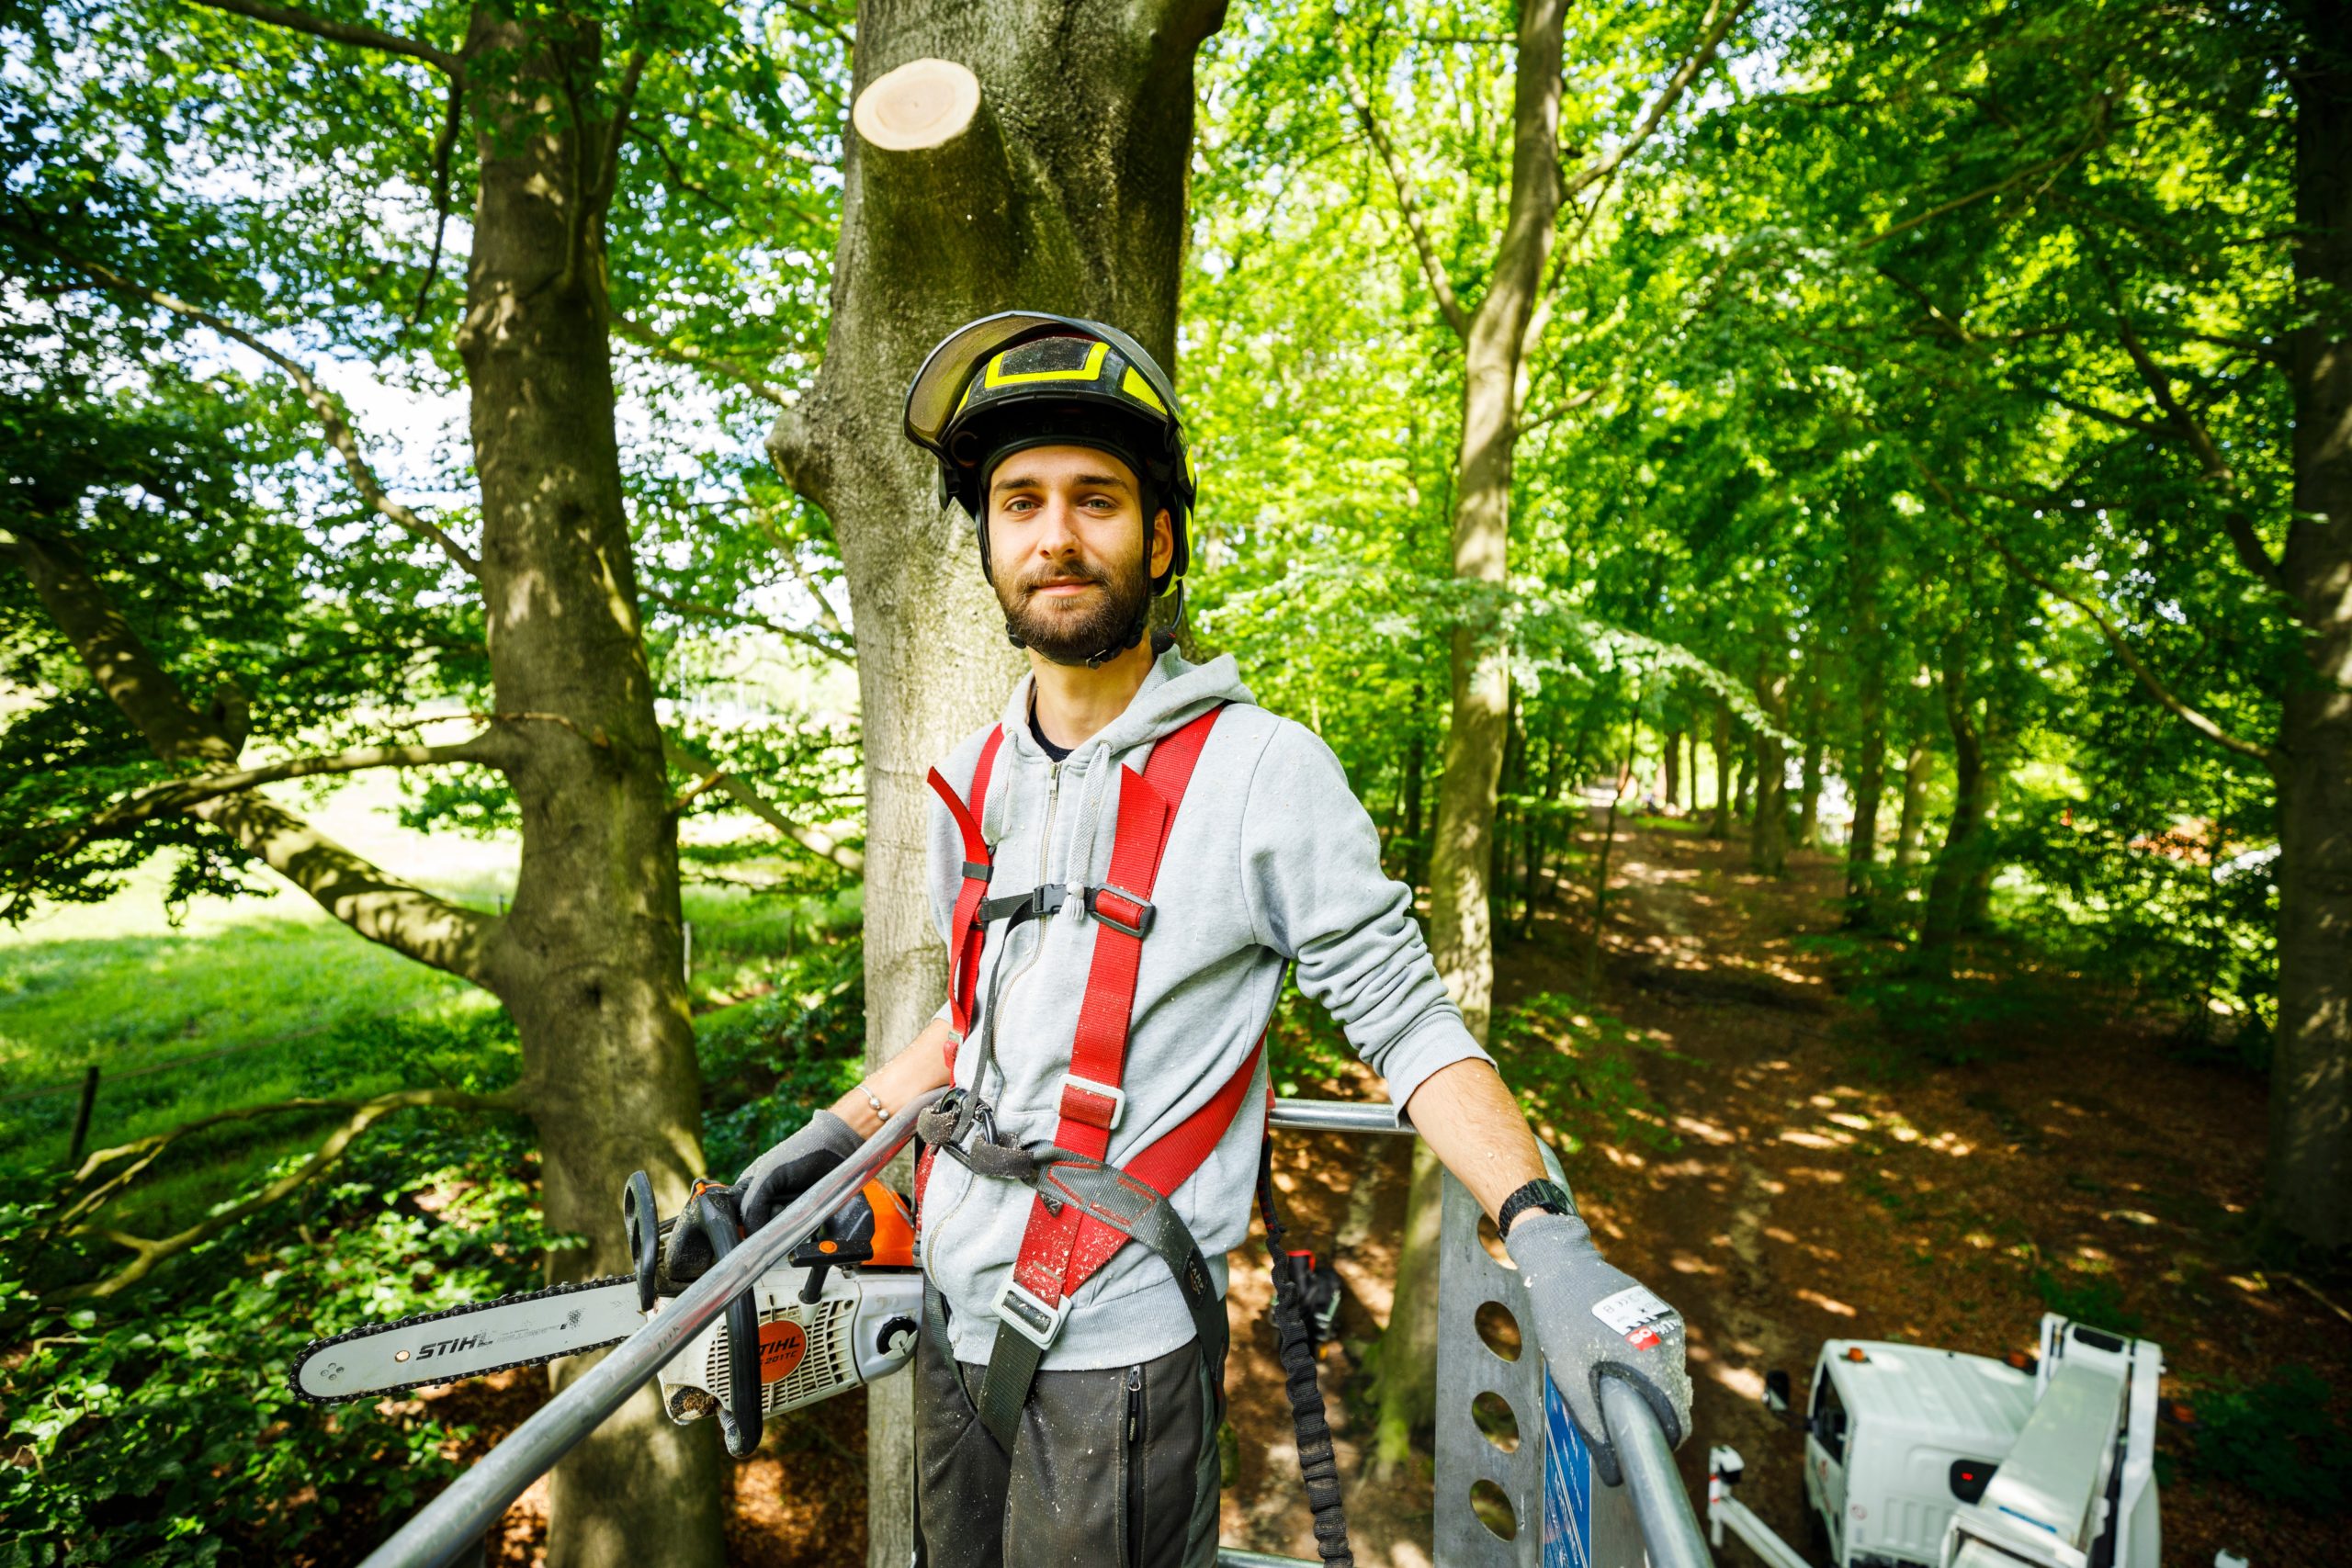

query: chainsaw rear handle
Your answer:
[678,1182,764,1458]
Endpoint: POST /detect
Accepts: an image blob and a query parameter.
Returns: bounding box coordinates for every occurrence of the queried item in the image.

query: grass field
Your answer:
[0,771,847,1222]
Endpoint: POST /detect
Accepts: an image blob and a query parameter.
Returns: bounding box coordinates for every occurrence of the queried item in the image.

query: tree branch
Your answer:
[10,532,499,978]
[662,737,864,874]
[14,230,483,577]
[1908,457,2279,771]
[611,312,792,406]
[180,0,464,73]
[56,732,504,855]
[403,74,466,335]
[1859,105,2109,252]
[2111,310,2285,593]
[1559,0,1747,202]
[1340,58,1473,340]
[61,1085,523,1299]
[646,588,854,663]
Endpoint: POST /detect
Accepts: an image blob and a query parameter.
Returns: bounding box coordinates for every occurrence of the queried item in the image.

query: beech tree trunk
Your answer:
[763,6,1227,1555]
[1374,0,1569,1479]
[1662,726,1682,807]
[1845,522,1889,919]
[1710,700,1734,839]
[1894,739,1931,873]
[450,17,724,1565]
[1917,647,1990,980]
[1797,678,1826,850]
[2267,13,2352,1249]
[1750,646,1787,875]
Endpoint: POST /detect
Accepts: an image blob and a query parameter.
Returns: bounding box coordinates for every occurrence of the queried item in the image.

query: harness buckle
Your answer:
[993,1279,1071,1349]
[1083,884,1155,939]
[1058,1074,1126,1132]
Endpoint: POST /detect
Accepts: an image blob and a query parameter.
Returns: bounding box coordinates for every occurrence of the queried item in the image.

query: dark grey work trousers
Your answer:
[911,1293,1228,1568]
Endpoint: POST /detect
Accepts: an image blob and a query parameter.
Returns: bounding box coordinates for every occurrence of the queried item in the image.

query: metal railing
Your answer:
[359,1094,1710,1568]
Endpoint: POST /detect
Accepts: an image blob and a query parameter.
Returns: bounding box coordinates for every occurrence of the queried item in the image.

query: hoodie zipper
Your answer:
[1125,1362,1146,1567]
[977,758,1064,1098]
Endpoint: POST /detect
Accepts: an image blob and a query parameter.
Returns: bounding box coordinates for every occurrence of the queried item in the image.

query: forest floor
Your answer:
[440,816,2348,1567]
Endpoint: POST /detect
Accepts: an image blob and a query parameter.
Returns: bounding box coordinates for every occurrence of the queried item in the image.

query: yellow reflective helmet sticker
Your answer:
[983,338,1108,388]
[1119,366,1167,414]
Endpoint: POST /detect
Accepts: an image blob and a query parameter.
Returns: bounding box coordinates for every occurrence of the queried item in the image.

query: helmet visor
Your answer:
[904,310,1181,452]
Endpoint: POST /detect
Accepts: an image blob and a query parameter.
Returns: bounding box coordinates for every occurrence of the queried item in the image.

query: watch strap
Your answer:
[1497,1178,1575,1239]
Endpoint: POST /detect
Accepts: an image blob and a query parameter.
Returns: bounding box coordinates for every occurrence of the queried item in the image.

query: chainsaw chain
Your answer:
[288,1272,638,1406]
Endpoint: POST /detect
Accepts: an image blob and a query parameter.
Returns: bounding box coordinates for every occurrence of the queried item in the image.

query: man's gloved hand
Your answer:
[662,1110,863,1285]
[1506,1210,1691,1487]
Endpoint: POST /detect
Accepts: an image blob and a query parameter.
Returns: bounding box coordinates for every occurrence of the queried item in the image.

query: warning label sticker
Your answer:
[1591,1285,1671,1342]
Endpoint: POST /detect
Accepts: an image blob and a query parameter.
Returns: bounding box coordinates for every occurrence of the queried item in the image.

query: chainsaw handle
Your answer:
[622,1170,660,1314]
[682,1187,764,1460]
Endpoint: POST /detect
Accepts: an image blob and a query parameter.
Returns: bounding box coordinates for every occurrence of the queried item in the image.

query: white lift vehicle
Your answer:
[1707,1314,2162,1568]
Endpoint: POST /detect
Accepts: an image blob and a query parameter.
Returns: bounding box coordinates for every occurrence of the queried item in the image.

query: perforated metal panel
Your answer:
[1433,1162,1650,1568]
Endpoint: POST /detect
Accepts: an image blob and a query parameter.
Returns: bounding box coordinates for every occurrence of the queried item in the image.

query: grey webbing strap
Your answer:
[971,1157,1224,1454]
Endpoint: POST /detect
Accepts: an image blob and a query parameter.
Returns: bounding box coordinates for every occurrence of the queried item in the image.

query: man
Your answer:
[721,314,1689,1567]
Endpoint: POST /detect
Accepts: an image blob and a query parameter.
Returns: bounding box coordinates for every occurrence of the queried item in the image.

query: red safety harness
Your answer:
[919,704,1267,1445]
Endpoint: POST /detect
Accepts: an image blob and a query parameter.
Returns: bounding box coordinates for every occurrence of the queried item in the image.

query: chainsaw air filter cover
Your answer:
[654,1261,923,1426]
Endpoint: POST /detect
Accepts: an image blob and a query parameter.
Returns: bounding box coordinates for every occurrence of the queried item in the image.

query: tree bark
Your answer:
[452,14,722,1564]
[1917,645,1988,981]
[1749,646,1788,875]
[1710,699,1733,839]
[764,6,1228,1554]
[1374,0,1569,1478]
[1796,677,1826,850]
[1845,521,1890,919]
[2266,10,2352,1250]
[1662,725,1682,807]
[1894,738,1931,874]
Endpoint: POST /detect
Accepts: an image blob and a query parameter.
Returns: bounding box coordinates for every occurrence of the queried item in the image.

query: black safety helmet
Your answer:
[904,311,1195,595]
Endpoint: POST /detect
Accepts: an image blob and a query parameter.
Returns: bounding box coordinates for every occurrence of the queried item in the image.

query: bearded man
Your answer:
[716,314,1690,1568]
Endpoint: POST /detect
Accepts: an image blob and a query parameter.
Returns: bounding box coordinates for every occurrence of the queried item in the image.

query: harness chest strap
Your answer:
[918,726,1005,1216]
[972,706,1239,1446]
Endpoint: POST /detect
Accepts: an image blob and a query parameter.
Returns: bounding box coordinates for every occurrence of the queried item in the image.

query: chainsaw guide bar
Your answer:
[289,1273,639,1405]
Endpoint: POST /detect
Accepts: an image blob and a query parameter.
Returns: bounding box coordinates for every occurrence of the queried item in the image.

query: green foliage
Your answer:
[694,928,866,1179]
[0,1112,555,1566]
[1491,993,1677,1159]
[2186,1366,2352,1516]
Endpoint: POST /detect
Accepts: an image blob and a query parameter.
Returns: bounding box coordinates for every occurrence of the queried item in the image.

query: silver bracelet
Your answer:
[859,1084,889,1123]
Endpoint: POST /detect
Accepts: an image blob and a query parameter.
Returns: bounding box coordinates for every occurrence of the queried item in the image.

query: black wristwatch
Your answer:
[1497,1179,1576,1240]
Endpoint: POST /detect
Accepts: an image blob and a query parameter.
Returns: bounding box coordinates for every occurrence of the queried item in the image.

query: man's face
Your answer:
[986,444,1174,664]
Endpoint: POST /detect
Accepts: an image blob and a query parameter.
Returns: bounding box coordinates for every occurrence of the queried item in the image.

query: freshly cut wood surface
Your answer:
[852,59,980,151]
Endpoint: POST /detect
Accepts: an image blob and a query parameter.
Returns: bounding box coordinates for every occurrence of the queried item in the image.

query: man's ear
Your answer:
[1149,508,1174,579]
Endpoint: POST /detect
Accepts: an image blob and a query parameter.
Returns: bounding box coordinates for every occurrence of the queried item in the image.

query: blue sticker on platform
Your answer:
[1542,1369,1592,1568]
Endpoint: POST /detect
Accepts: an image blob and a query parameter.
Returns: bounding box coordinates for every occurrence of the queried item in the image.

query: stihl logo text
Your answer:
[417,1334,491,1359]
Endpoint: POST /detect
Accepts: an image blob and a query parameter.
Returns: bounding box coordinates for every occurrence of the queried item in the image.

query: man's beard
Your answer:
[999,547,1153,665]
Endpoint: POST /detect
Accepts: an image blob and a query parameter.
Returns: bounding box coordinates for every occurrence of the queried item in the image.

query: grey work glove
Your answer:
[662,1110,863,1284]
[1506,1210,1690,1487]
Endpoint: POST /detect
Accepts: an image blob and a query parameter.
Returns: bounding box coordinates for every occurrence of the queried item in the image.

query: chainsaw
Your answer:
[292,1168,923,1455]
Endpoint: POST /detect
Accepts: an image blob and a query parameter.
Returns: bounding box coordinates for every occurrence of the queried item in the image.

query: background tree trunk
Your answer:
[2267,10,2352,1250]
[1374,0,1568,1479]
[764,6,1228,1556]
[1710,700,1733,839]
[1750,645,1787,874]
[1894,738,1931,873]
[1845,523,1890,919]
[1917,649,1987,980]
[443,16,723,1565]
[1796,673,1826,849]
[1662,724,1682,807]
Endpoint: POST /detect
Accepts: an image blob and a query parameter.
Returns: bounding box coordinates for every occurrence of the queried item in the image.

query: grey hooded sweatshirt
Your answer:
[919,647,1491,1370]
